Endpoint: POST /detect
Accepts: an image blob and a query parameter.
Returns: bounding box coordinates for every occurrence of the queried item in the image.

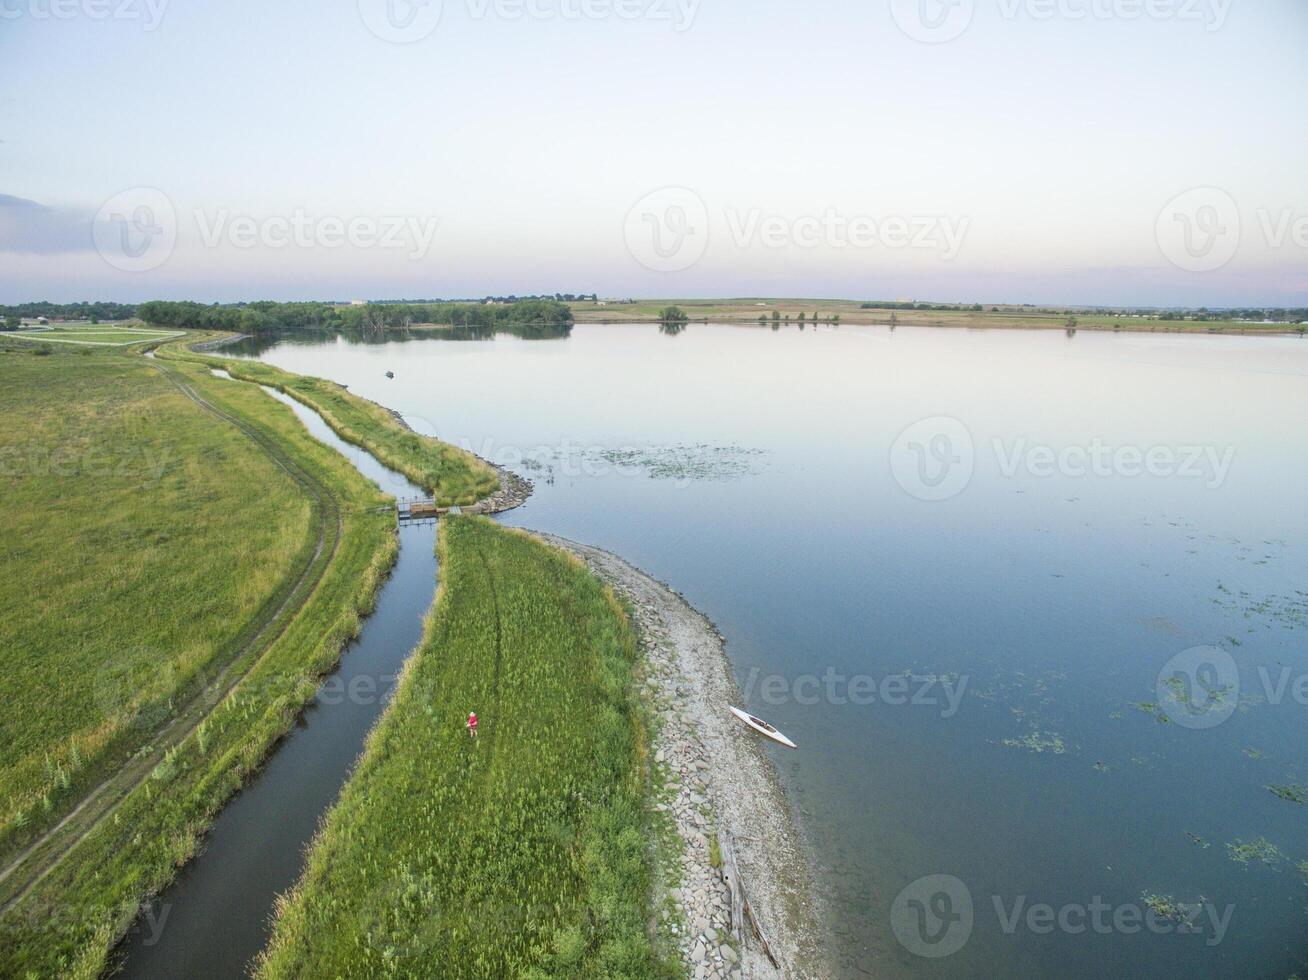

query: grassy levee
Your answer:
[155,336,500,505]
[0,346,399,977]
[256,517,676,980]
[0,344,314,862]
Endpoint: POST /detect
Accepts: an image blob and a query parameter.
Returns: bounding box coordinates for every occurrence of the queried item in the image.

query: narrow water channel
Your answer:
[113,375,436,978]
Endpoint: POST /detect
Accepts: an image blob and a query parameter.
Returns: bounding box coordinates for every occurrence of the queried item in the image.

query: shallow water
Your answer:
[115,379,435,978]
[237,323,1308,978]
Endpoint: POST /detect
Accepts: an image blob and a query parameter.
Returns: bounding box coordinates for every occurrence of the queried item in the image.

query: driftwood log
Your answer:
[719,831,779,970]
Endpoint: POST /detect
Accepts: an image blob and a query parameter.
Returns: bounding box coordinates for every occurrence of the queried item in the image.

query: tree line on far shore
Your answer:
[136,299,574,335]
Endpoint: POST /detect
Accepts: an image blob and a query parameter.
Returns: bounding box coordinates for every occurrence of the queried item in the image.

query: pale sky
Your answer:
[1,0,1305,306]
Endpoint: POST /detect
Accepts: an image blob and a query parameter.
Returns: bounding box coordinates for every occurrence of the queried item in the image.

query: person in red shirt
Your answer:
[466,712,478,739]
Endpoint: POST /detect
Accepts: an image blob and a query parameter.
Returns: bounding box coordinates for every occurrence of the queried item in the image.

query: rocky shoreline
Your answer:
[536,533,825,980]
[461,464,532,515]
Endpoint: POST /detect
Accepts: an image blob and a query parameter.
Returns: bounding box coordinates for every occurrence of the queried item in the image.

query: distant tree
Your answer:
[758,315,767,325]
[89,314,99,325]
[889,312,898,328]
[832,314,841,325]
[771,310,781,323]
[2,315,19,331]
[658,306,689,328]
[1065,317,1078,330]
[798,312,806,323]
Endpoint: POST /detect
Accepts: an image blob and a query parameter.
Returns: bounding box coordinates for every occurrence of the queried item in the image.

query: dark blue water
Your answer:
[244,323,1308,978]
[115,379,436,979]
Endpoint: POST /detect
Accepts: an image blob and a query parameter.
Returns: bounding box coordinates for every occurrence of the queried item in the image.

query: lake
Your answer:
[235,322,1308,978]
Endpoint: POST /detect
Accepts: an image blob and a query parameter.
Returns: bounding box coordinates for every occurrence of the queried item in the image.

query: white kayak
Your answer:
[729,706,797,749]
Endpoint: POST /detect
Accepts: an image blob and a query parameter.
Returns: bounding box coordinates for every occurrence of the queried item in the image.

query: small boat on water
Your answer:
[729,706,797,749]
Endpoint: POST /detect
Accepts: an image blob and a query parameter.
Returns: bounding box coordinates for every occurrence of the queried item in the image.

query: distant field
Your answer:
[5,325,183,346]
[569,299,1303,335]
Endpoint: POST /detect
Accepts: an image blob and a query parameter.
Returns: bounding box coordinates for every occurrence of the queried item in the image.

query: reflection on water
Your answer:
[247,322,1308,979]
[226,320,572,357]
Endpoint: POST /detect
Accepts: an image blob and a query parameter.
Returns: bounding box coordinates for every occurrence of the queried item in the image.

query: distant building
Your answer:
[350,299,366,306]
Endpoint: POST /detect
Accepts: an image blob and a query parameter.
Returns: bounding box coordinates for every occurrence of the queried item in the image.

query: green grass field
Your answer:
[256,517,674,980]
[0,342,401,977]
[4,325,183,346]
[0,331,526,977]
[0,344,313,858]
[163,343,500,506]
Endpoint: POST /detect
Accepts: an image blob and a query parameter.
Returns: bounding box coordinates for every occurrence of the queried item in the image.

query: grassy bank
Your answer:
[158,338,500,505]
[0,346,400,977]
[0,344,314,861]
[257,517,674,980]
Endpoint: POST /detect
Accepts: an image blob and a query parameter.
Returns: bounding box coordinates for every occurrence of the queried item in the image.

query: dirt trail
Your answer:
[0,357,343,914]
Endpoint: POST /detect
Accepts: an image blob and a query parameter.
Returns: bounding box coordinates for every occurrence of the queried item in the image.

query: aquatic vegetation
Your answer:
[1226,837,1287,870]
[1159,672,1235,715]
[1001,730,1069,754]
[517,442,769,483]
[1244,748,1265,760]
[1211,584,1308,633]
[1267,784,1308,805]
[597,444,767,482]
[1133,701,1171,723]
[1140,893,1200,928]
[256,518,674,979]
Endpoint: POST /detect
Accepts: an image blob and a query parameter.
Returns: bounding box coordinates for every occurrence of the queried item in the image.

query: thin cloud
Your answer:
[0,193,95,255]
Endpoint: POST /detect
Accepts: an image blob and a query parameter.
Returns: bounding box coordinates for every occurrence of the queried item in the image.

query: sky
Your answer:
[0,0,1305,307]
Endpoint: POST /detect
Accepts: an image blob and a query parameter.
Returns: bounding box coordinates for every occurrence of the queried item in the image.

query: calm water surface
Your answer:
[240,323,1308,978]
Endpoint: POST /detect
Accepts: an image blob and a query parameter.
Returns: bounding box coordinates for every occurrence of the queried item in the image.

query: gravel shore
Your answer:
[535,533,826,980]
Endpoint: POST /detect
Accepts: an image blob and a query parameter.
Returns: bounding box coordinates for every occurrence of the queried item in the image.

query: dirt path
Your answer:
[535,532,828,980]
[0,357,344,914]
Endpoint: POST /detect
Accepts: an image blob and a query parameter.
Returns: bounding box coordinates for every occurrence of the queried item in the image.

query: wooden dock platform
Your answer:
[396,498,467,522]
